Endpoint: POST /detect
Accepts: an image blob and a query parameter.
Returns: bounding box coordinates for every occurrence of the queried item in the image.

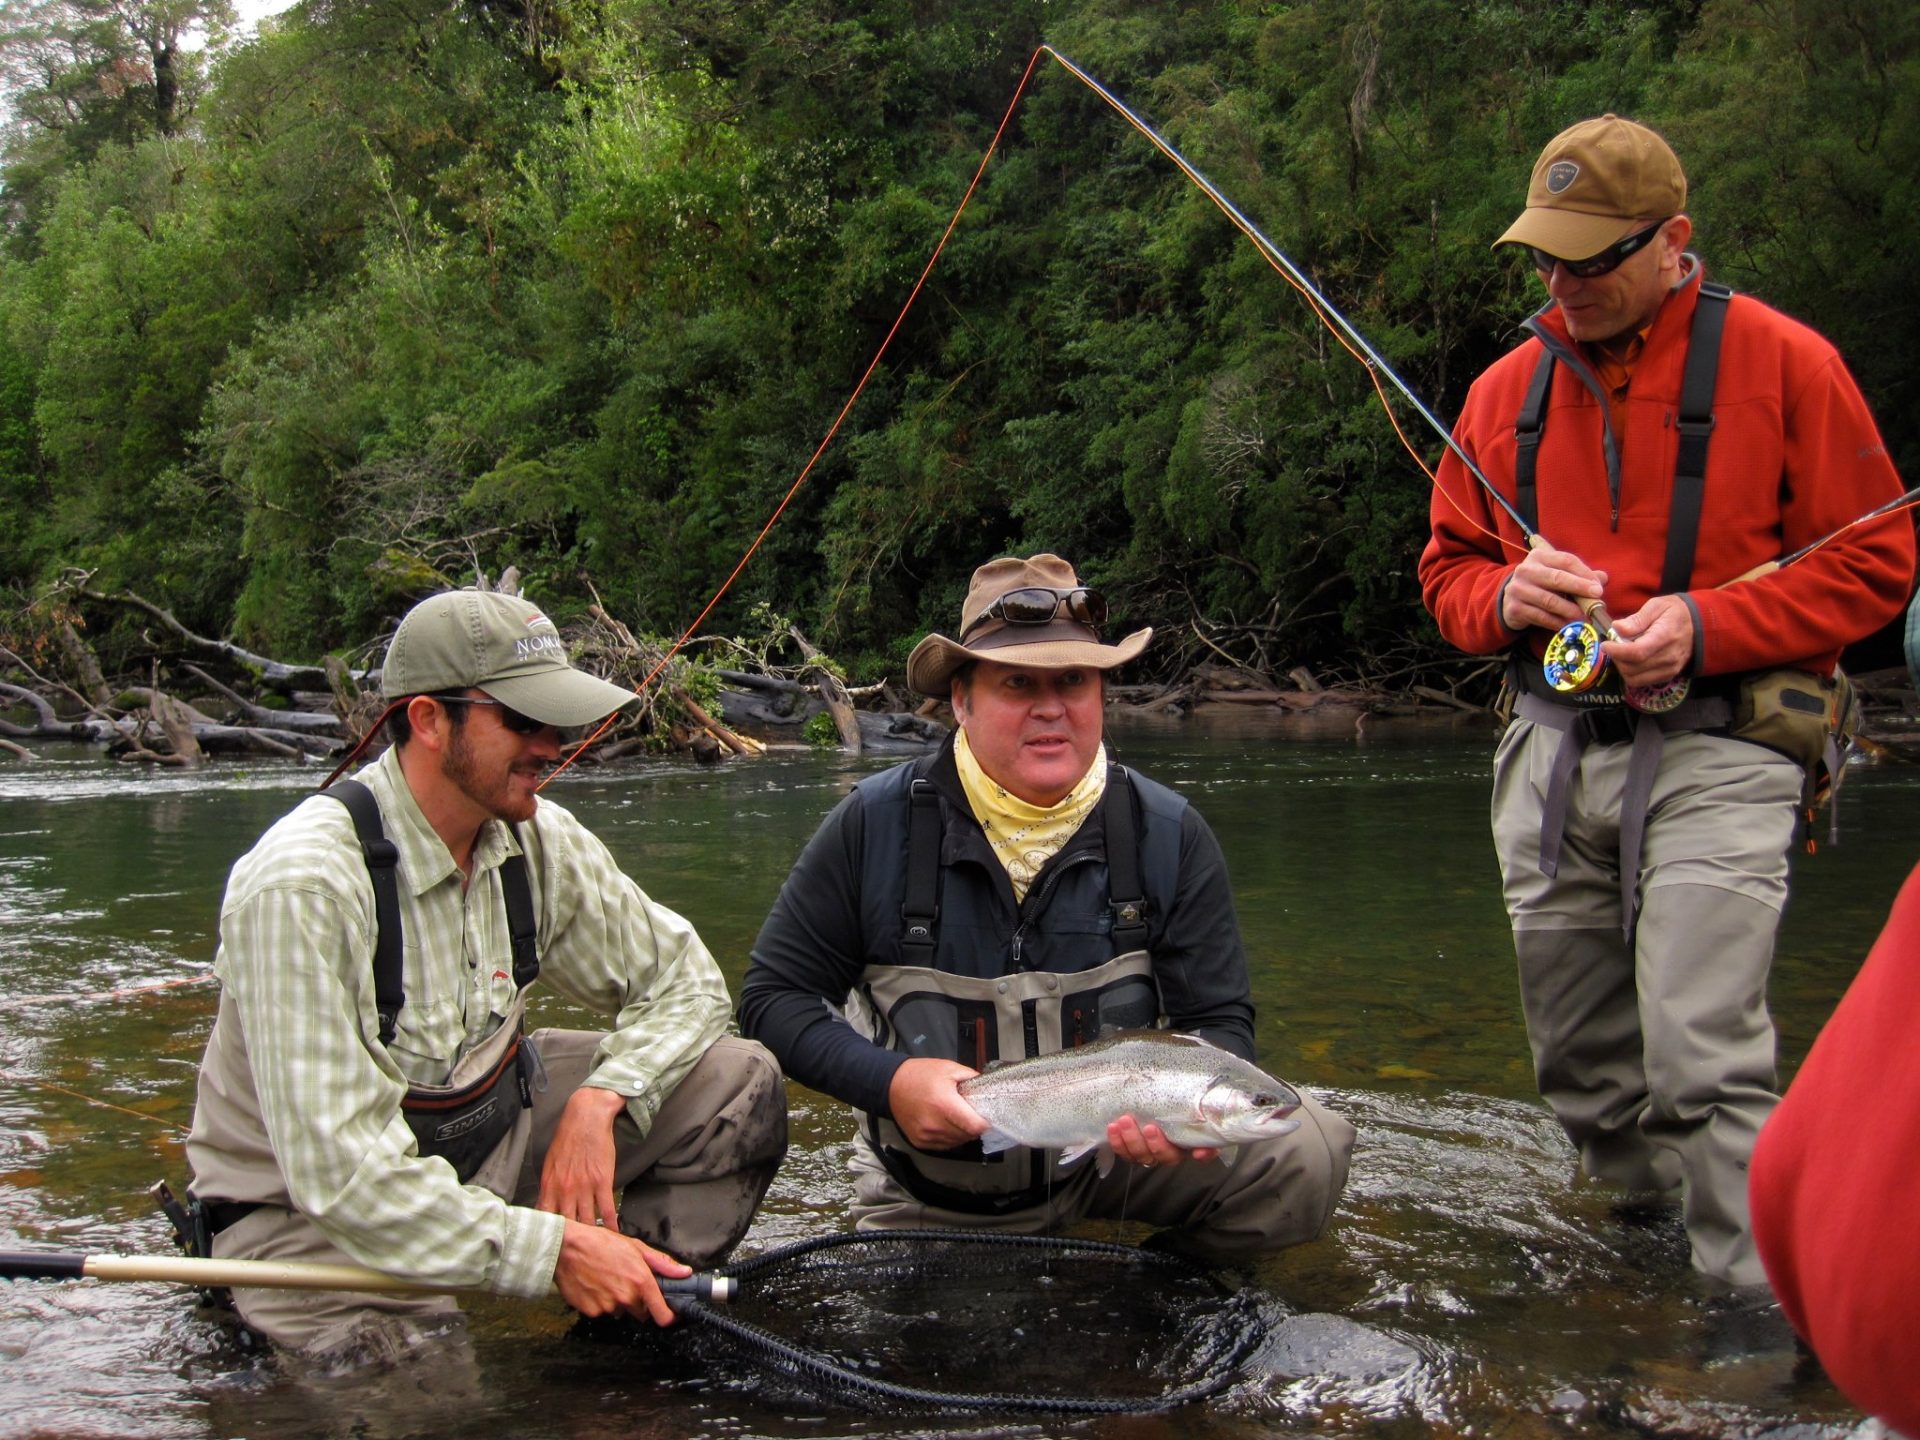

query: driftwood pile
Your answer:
[13,573,1908,769]
[0,574,946,769]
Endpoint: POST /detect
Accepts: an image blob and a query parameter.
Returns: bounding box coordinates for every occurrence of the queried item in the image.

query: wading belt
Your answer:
[899,764,1149,966]
[1510,282,1734,939]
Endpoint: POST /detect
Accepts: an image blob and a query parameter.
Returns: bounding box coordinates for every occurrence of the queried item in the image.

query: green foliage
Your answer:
[0,0,1912,684]
[802,710,839,747]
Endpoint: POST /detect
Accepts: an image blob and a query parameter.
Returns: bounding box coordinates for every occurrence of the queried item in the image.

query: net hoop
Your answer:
[669,1228,1265,1414]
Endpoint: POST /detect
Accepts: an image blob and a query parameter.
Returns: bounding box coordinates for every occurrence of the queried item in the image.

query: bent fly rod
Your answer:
[536,45,1917,763]
[0,1249,735,1304]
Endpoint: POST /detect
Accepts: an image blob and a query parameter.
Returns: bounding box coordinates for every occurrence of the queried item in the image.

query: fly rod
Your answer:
[1038,45,1624,652]
[0,1249,735,1303]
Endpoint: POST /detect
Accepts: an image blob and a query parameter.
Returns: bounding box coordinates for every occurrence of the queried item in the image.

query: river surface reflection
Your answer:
[2,707,1915,1438]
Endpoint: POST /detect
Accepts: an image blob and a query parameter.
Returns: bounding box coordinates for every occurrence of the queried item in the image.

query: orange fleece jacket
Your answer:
[1420,266,1913,674]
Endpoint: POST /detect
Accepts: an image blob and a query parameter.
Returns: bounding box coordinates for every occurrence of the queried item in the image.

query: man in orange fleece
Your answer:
[1419,115,1912,1289]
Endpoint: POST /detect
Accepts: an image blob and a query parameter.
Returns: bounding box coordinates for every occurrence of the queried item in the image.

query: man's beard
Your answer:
[443,722,542,824]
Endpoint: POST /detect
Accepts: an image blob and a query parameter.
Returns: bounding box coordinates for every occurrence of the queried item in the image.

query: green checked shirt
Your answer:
[185,745,733,1298]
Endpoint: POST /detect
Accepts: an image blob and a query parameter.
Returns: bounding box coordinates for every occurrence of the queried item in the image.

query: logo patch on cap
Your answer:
[525,611,555,631]
[1546,160,1580,195]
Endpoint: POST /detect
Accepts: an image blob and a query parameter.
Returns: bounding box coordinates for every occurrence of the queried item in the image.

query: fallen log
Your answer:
[1411,684,1484,715]
[68,581,357,694]
[683,697,766,758]
[184,664,347,736]
[856,710,947,752]
[56,621,114,708]
[149,689,205,767]
[1,681,335,758]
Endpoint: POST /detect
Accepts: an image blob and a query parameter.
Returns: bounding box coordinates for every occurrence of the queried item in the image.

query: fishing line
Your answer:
[0,1070,190,1135]
[539,47,1055,789]
[0,972,214,1012]
[536,44,1522,789]
[535,46,1918,773]
[1033,46,1528,558]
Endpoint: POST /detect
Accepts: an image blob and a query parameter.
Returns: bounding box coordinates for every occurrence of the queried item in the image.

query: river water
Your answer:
[2,708,1914,1439]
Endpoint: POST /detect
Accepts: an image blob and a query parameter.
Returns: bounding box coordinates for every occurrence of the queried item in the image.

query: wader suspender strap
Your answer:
[1513,352,1555,532]
[324,780,540,1046]
[1663,281,1731,593]
[1510,280,1731,548]
[899,767,1148,960]
[329,780,406,1045]
[1103,766,1149,952]
[901,777,942,965]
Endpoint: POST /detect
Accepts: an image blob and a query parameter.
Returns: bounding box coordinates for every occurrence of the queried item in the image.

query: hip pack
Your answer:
[1730,666,1858,812]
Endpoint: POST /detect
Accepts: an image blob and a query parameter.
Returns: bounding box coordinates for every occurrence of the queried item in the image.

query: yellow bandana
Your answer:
[953,729,1108,902]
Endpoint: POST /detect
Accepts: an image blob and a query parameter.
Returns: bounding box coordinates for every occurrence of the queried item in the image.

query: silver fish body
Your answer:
[955,1030,1302,1168]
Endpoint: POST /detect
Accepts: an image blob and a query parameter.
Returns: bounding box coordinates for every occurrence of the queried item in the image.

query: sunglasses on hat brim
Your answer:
[960,586,1109,640]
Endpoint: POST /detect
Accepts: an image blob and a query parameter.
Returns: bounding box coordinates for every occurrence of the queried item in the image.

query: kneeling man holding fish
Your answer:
[741,554,1354,1257]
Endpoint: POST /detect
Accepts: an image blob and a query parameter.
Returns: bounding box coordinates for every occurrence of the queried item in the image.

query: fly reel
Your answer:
[1543,618,1692,713]
[1623,678,1690,714]
[1543,619,1609,695]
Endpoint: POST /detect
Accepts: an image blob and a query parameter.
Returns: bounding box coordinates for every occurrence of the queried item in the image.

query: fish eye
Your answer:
[1253,1092,1283,1108]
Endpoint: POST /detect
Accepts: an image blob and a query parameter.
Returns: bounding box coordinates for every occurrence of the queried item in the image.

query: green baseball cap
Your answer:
[381,590,636,727]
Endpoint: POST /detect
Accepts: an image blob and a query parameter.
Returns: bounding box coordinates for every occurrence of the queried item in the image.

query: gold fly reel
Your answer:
[1543,619,1609,695]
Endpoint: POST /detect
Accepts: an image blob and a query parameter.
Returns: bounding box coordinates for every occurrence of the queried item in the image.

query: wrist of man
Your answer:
[568,1084,632,1123]
[1496,572,1526,634]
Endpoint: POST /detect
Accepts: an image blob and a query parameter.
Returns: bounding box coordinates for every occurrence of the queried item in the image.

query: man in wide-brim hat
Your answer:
[742,554,1354,1256]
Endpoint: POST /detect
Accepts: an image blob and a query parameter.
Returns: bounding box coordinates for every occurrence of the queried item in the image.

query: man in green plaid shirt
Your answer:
[185,589,786,1362]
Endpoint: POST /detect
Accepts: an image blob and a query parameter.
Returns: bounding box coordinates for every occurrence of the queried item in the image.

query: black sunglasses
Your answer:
[432,693,569,739]
[1529,220,1667,280]
[962,586,1109,639]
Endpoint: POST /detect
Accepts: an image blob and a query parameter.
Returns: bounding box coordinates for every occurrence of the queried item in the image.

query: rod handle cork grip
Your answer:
[1526,533,1618,640]
[0,1249,735,1304]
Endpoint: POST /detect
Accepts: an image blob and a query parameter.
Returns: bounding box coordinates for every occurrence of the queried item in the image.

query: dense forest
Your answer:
[1,0,1914,696]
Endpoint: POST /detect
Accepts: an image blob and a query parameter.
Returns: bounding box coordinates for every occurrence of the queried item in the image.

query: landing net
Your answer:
[654,1229,1268,1414]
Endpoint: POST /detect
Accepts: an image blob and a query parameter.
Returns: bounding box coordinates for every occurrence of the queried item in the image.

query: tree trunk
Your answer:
[57,622,114,708]
[788,626,861,754]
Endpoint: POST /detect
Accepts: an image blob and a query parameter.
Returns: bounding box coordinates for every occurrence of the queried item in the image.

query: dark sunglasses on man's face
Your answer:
[963,586,1109,638]
[1529,220,1667,280]
[433,693,578,742]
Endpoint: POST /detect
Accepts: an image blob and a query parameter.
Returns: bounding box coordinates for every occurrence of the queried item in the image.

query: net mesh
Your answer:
[653,1229,1268,1415]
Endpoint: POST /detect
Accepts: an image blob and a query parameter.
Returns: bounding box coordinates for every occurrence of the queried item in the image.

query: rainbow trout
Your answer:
[956,1030,1302,1170]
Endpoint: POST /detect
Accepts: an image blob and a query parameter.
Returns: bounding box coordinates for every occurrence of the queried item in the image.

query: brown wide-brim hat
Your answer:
[1493,113,1687,261]
[905,553,1152,697]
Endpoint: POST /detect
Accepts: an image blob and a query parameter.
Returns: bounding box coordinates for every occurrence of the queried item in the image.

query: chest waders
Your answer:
[173,782,544,1259]
[847,766,1163,1215]
[1505,285,1743,938]
[326,778,542,1181]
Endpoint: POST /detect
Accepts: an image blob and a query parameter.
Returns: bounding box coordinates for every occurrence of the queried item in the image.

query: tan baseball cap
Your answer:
[1495,114,1686,260]
[380,590,636,727]
[905,554,1151,696]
